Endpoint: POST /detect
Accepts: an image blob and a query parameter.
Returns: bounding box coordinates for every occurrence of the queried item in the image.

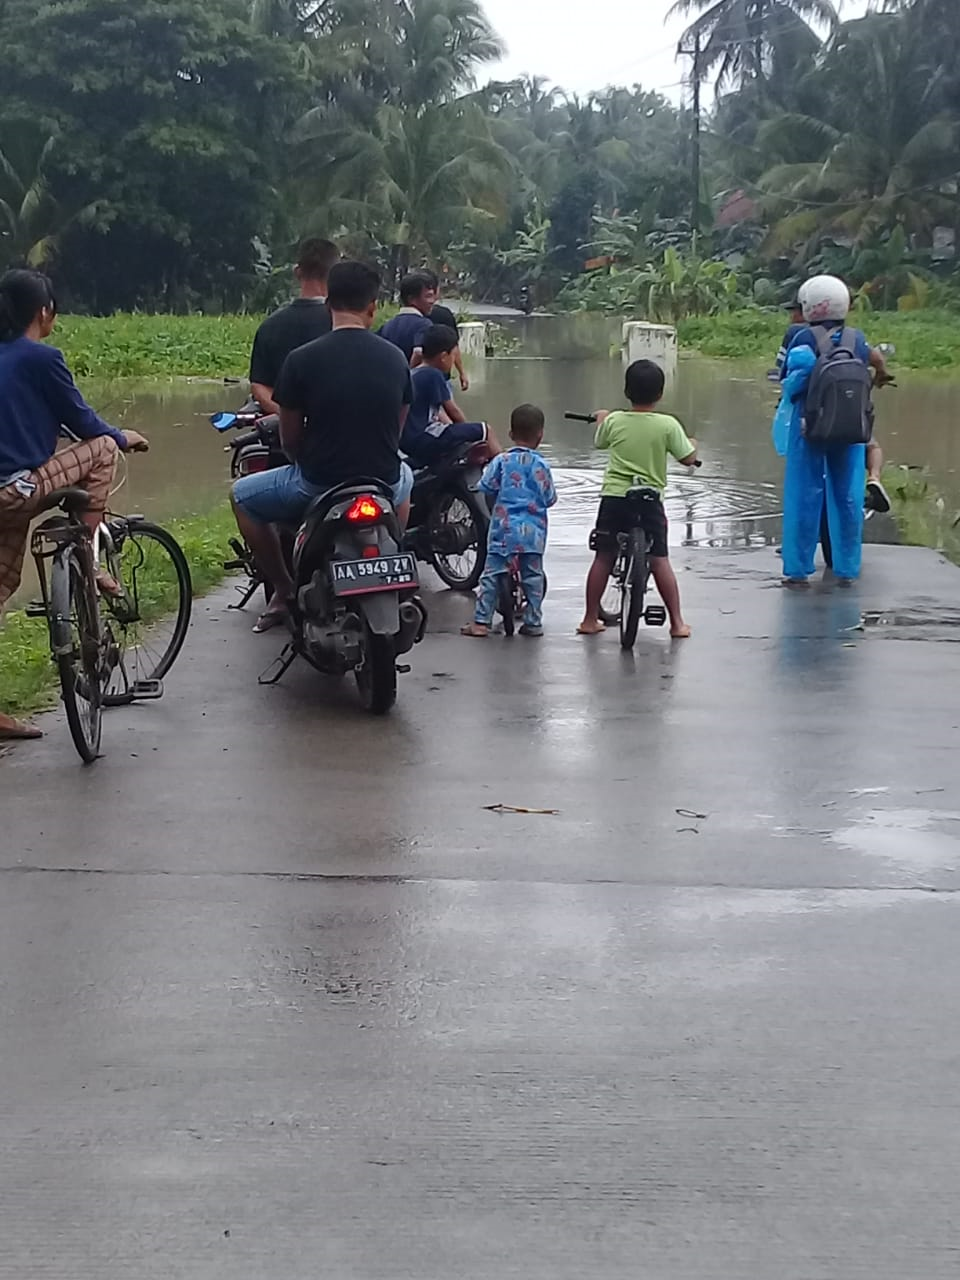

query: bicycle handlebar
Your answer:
[566,412,703,468]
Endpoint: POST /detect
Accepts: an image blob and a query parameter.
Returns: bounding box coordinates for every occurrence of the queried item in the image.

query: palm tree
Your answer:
[291,0,508,286]
[0,124,101,271]
[757,13,959,254]
[669,0,839,89]
[294,98,511,283]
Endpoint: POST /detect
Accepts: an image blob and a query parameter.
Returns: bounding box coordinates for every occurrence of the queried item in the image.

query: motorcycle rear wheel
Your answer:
[355,623,397,715]
[429,490,488,591]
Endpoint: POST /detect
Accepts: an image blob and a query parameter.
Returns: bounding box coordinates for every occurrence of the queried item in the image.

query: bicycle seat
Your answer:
[35,487,92,516]
[626,484,661,502]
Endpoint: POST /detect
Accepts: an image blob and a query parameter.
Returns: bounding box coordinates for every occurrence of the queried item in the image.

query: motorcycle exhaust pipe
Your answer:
[397,599,428,654]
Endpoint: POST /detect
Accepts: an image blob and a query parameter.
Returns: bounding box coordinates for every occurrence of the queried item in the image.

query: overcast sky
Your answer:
[479,0,873,101]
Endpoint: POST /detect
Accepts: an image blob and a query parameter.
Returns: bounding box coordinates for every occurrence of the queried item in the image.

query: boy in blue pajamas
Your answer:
[462,404,557,638]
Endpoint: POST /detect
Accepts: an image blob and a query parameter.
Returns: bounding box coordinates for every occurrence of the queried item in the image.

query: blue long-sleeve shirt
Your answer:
[0,337,127,485]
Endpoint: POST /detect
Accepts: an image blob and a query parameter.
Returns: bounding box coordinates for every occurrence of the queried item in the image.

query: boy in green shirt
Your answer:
[578,360,699,639]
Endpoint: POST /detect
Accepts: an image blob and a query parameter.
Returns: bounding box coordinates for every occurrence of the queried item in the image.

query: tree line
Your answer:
[0,0,956,315]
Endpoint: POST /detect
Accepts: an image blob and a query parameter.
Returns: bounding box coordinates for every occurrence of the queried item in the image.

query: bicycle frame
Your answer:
[30,511,95,659]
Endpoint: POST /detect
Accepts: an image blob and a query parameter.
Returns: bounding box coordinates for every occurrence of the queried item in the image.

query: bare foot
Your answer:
[577,619,606,635]
[0,712,42,740]
[670,624,692,639]
[96,569,123,598]
[461,623,490,638]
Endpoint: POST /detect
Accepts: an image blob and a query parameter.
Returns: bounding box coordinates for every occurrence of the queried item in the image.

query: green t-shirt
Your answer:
[595,410,694,497]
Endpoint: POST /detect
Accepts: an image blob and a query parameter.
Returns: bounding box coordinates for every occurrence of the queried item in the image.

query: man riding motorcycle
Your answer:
[231,261,415,634]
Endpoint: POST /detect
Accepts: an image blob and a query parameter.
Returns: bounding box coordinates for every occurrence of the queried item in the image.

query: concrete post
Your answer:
[622,322,678,380]
[458,322,487,361]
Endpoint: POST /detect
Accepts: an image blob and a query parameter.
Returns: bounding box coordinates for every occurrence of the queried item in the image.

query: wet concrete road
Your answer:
[3,543,960,1277]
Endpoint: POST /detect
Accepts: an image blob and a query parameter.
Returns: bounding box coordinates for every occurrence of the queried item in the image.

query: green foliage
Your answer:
[0,611,56,718]
[678,309,786,358]
[56,315,260,378]
[0,503,239,716]
[51,308,398,378]
[0,0,958,313]
[678,307,960,369]
[0,0,299,308]
[559,242,742,323]
[884,465,960,566]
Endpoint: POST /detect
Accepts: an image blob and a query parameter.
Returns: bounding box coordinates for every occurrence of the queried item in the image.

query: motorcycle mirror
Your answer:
[876,343,896,358]
[210,411,238,432]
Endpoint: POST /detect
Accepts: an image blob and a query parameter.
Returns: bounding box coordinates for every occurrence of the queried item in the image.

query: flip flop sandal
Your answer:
[252,610,289,634]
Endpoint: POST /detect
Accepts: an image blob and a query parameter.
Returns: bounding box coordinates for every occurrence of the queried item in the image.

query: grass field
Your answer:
[679,309,960,371]
[0,503,239,718]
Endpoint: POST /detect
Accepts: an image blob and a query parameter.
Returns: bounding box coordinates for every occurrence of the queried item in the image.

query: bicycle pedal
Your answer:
[644,605,667,627]
[24,601,47,618]
[130,678,164,700]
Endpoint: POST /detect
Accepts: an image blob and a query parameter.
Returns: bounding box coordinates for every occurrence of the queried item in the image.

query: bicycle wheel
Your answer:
[497,571,516,636]
[620,530,646,650]
[53,549,103,763]
[598,549,624,626]
[102,519,192,704]
[429,489,488,591]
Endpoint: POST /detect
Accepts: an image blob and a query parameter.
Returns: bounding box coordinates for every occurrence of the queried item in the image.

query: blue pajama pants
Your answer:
[475,552,545,628]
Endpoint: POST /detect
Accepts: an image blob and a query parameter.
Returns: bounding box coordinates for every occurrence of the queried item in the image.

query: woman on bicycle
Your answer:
[0,268,148,739]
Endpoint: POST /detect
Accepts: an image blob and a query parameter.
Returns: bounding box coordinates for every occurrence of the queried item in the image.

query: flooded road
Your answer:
[78,316,960,550]
[12,316,955,602]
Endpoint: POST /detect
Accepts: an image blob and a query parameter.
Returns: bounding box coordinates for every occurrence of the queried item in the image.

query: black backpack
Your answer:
[803,326,874,449]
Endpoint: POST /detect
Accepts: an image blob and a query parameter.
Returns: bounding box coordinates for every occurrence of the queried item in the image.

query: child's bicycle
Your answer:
[495,555,547,637]
[566,412,702,650]
[596,485,668,649]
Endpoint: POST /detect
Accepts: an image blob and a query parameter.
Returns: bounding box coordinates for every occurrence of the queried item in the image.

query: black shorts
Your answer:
[591,494,669,559]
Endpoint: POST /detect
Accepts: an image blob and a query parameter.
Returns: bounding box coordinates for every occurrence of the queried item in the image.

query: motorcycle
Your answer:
[260,481,427,715]
[211,401,288,609]
[405,442,491,591]
[212,402,491,596]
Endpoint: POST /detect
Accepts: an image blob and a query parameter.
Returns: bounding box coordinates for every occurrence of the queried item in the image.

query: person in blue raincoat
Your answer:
[775,275,883,584]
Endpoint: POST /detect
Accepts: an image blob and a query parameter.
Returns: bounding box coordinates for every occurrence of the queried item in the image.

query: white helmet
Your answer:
[799,274,851,324]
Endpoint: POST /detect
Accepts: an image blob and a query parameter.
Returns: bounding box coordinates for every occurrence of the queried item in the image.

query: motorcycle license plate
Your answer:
[331,554,418,596]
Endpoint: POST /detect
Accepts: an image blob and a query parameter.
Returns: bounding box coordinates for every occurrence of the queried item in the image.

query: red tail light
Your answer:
[345,495,384,523]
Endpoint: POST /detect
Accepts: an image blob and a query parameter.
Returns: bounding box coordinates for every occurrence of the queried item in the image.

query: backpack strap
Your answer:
[838,327,858,355]
[814,326,835,357]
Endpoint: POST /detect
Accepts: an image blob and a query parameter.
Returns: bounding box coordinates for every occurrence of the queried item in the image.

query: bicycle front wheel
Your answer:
[53,550,103,763]
[620,530,647,650]
[102,519,192,703]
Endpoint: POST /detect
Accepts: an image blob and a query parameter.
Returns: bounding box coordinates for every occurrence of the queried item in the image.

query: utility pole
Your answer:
[691,31,702,237]
[679,31,703,238]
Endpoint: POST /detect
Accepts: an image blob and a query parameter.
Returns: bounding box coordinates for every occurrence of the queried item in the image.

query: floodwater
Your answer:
[11,314,960,600]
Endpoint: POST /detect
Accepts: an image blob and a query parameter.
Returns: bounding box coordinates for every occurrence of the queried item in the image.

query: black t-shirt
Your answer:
[429,303,460,338]
[274,329,412,488]
[249,298,332,387]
